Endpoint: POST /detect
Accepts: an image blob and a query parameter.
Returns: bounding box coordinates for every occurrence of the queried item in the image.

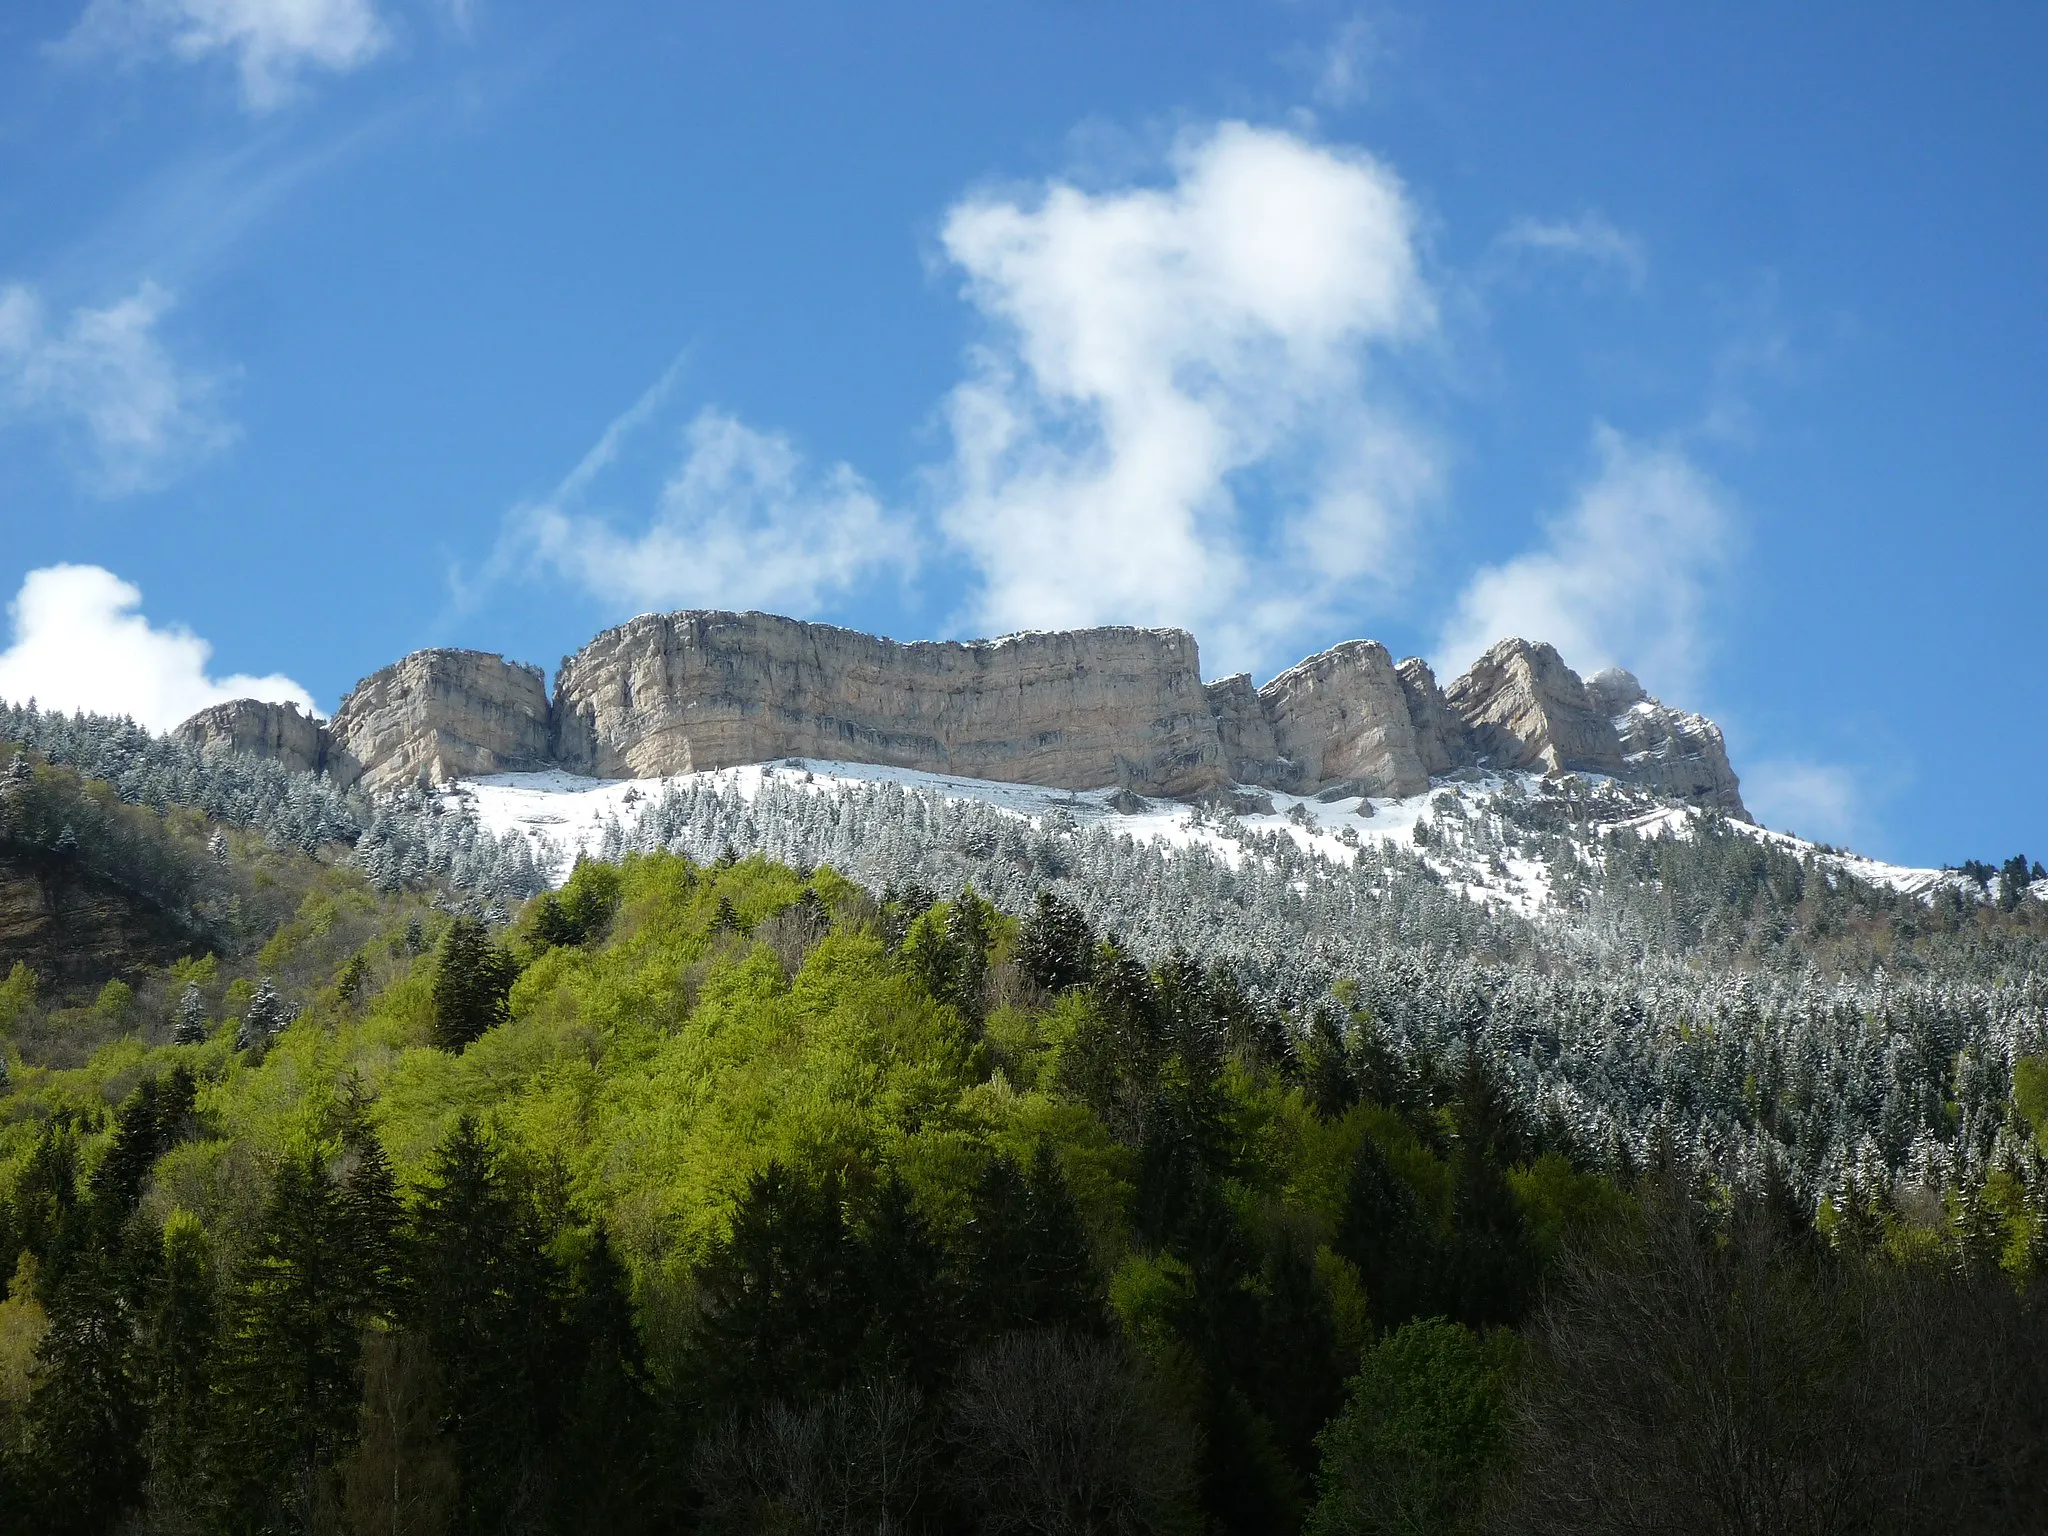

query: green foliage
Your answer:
[0,963,37,1030]
[1307,1319,1517,1536]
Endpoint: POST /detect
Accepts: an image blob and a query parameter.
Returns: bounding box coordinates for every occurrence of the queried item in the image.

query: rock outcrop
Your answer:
[172,612,1746,816]
[327,650,553,792]
[1257,641,1431,799]
[552,612,1229,796]
[1588,668,1746,817]
[173,699,326,776]
[1445,639,1625,777]
[1395,658,1466,778]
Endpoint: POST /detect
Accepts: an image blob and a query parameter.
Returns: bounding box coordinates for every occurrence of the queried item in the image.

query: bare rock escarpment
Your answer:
[1446,639,1627,777]
[1256,641,1431,799]
[327,650,553,792]
[1588,667,1746,817]
[551,612,1228,796]
[174,610,1747,816]
[173,699,327,777]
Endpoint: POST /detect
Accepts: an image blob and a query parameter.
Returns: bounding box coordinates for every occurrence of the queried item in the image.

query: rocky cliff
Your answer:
[173,699,326,776]
[550,612,1227,796]
[327,650,553,792]
[174,611,1748,816]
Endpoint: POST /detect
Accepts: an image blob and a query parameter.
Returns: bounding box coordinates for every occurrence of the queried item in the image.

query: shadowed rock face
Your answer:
[172,613,1746,815]
[327,650,553,792]
[1394,657,1467,779]
[173,700,326,776]
[551,611,1229,796]
[1256,641,1431,799]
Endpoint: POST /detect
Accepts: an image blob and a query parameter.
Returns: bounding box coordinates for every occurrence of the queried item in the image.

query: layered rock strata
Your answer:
[327,650,553,792]
[550,612,1228,797]
[174,610,1747,816]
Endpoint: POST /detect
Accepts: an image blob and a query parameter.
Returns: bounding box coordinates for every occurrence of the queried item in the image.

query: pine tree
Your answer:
[430,918,519,1052]
[1022,1141,1107,1334]
[688,1161,866,1415]
[235,978,293,1053]
[555,1223,660,1533]
[408,1115,568,1532]
[209,1148,365,1530]
[17,1257,146,1533]
[1017,887,1096,993]
[171,983,208,1045]
[138,1210,215,1512]
[859,1171,958,1387]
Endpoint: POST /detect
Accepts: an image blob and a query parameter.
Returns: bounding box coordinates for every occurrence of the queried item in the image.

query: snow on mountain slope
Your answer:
[447,757,1987,918]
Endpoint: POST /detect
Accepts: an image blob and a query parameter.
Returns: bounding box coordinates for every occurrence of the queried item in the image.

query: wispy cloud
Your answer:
[58,0,390,111]
[0,564,313,730]
[1310,13,1384,109]
[486,376,916,619]
[0,279,233,496]
[934,120,1439,673]
[1435,426,1735,693]
[1499,212,1648,291]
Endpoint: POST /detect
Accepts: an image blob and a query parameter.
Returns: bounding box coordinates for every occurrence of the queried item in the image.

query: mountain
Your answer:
[173,611,1748,817]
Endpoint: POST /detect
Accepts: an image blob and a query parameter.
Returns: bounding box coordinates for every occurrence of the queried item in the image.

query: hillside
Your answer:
[3,682,2048,1531]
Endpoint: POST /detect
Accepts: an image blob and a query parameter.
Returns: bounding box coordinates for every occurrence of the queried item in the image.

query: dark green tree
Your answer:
[408,1115,568,1535]
[1017,887,1095,993]
[431,918,520,1051]
[209,1148,365,1531]
[687,1161,866,1417]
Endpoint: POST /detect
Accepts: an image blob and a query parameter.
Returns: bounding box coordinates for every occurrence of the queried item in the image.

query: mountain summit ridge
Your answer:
[173,612,1746,817]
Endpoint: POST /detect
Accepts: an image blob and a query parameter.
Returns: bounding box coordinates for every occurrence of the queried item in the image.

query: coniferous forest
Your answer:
[5,722,2048,1531]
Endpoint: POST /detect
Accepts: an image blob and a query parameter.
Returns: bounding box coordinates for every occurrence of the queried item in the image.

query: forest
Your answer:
[5,726,2048,1531]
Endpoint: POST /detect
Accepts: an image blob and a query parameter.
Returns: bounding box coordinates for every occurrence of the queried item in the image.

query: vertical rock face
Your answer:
[1395,658,1466,777]
[1588,668,1748,818]
[167,612,1748,814]
[551,611,1230,796]
[173,700,326,777]
[1204,673,1289,789]
[1445,638,1624,775]
[1255,641,1431,798]
[327,650,553,792]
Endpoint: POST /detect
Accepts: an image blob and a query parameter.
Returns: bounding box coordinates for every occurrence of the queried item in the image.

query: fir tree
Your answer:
[171,982,208,1045]
[430,918,519,1052]
[408,1115,568,1533]
[1016,887,1096,993]
[209,1148,365,1530]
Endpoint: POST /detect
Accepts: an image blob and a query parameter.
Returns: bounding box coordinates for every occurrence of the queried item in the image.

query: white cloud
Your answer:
[504,405,916,616]
[1741,759,1864,845]
[0,280,232,496]
[60,0,387,111]
[1435,426,1734,692]
[1500,212,1647,290]
[934,120,1438,674]
[0,565,315,731]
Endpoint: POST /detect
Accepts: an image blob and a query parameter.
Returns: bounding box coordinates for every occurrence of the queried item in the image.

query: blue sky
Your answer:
[0,2,2042,868]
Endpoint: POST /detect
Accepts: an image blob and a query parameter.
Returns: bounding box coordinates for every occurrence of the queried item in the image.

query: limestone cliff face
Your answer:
[173,700,326,776]
[327,650,553,792]
[1445,639,1624,776]
[551,611,1229,796]
[1256,641,1431,798]
[1588,668,1748,819]
[170,613,1749,814]
[1395,658,1466,778]
[1204,674,1288,789]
